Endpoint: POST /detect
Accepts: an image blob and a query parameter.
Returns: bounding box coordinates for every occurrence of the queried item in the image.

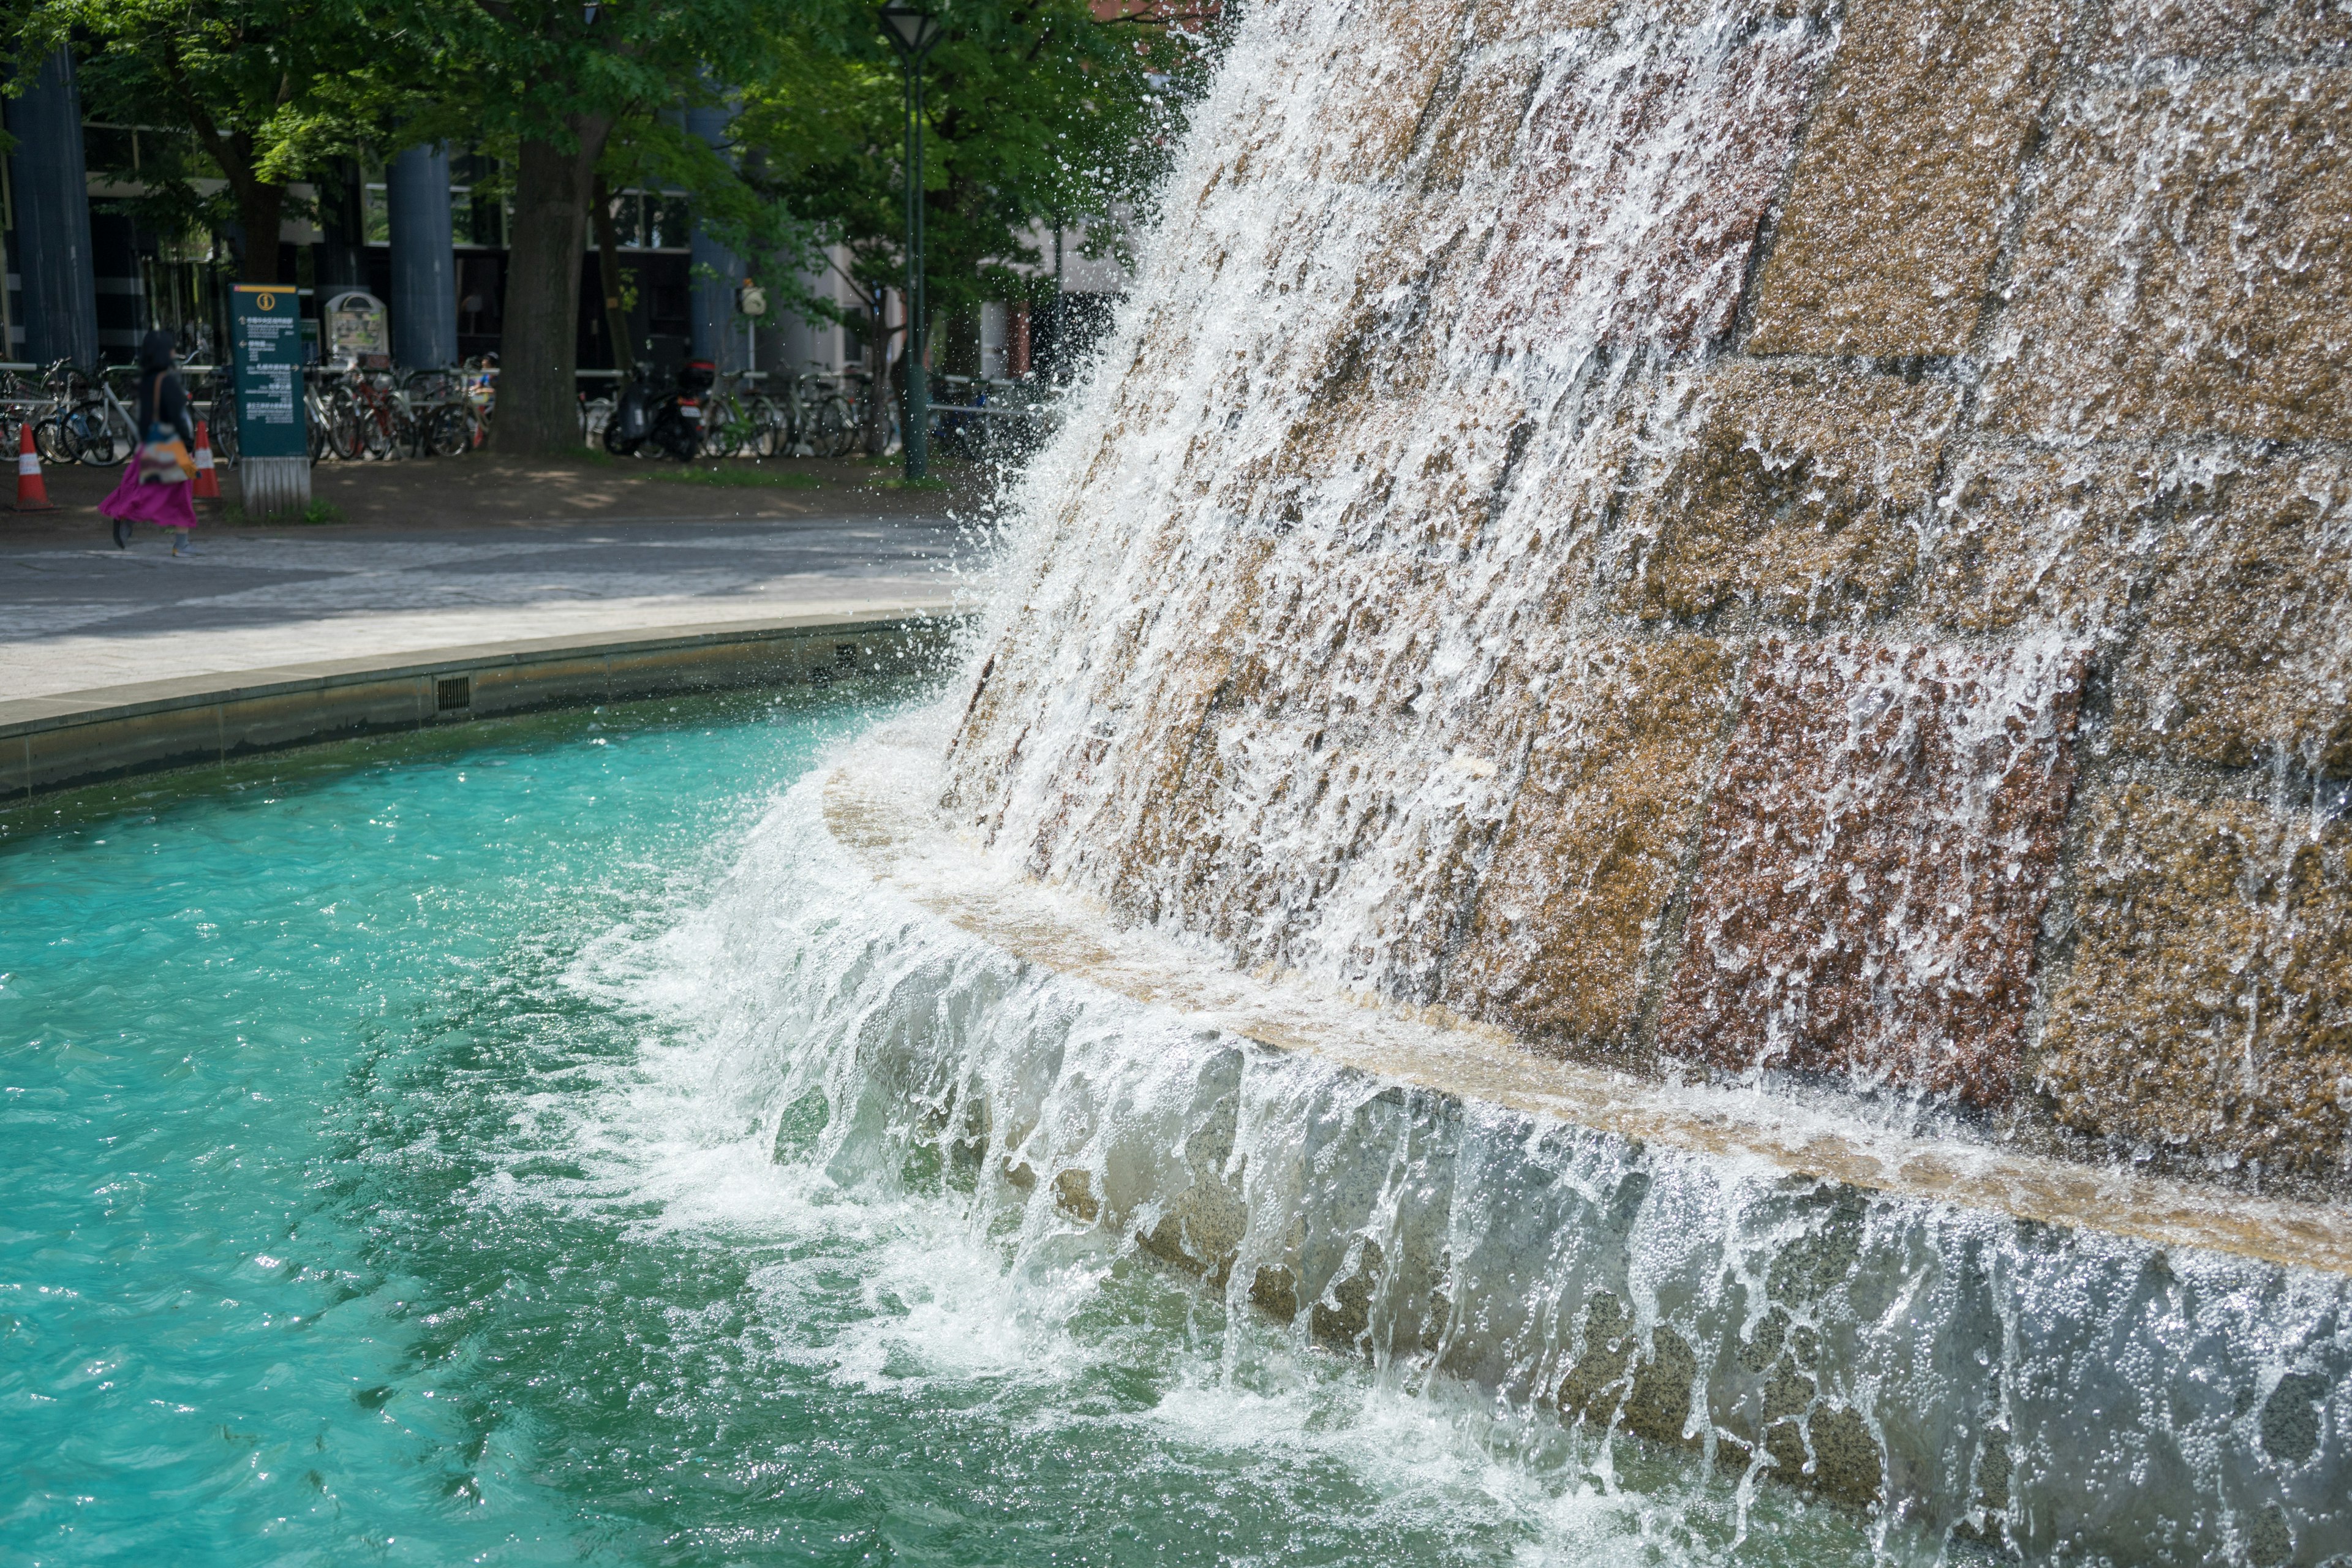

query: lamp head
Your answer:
[878,2,945,59]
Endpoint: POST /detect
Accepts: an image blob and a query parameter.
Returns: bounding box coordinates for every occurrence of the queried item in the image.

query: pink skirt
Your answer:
[99,461,198,530]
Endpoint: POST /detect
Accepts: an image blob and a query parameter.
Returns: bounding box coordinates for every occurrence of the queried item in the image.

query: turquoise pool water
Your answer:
[2,693,1879,1566]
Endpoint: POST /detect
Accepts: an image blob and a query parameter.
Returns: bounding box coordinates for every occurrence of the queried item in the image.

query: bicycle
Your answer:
[407,367,478,457]
[839,367,900,458]
[579,385,614,448]
[462,355,497,448]
[31,361,94,466]
[341,367,415,459]
[206,386,241,469]
[701,372,774,459]
[0,366,53,461]
[789,366,857,458]
[303,368,362,462]
[739,377,786,459]
[44,367,142,468]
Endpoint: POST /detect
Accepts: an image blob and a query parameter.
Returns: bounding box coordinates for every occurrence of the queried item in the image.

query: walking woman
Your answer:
[100,330,199,554]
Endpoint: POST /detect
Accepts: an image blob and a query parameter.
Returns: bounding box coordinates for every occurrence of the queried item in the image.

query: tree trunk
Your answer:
[864,290,889,456]
[180,118,283,285]
[237,180,287,285]
[497,116,610,454]
[590,175,634,375]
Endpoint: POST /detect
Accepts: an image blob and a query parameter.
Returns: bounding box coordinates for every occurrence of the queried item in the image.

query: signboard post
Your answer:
[737,280,766,376]
[323,290,390,368]
[232,284,309,518]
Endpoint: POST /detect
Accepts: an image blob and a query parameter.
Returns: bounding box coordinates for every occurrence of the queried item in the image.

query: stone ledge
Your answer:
[821,734,2352,1280]
[818,728,2352,1558]
[2,600,971,799]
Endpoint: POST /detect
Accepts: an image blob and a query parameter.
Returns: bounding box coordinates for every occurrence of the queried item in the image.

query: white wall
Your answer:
[757,246,857,377]
[979,301,1009,380]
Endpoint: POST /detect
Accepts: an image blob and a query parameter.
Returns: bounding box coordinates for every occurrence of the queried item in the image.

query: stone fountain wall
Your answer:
[943,0,2352,1192]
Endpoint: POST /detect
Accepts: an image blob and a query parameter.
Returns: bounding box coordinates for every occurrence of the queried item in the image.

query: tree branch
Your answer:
[158,33,255,203]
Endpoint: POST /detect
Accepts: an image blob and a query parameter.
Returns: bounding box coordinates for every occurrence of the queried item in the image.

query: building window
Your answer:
[600,190,693,252]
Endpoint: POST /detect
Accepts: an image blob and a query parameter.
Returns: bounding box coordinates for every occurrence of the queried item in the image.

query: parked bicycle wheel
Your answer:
[69,403,119,467]
[739,393,783,459]
[708,393,754,458]
[359,397,399,461]
[323,386,365,461]
[815,395,857,458]
[208,398,239,467]
[425,403,473,458]
[32,413,73,466]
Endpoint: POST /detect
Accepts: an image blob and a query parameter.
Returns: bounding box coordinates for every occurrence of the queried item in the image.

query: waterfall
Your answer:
[641,741,2351,1564]
[705,0,2352,1555]
[938,0,2352,1194]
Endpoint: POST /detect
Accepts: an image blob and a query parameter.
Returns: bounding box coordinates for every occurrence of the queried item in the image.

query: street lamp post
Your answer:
[880,2,945,482]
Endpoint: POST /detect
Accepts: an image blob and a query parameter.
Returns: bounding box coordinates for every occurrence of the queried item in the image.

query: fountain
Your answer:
[769,0,2351,1558]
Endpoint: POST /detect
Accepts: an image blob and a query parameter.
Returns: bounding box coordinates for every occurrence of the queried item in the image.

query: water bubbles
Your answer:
[624,758,2352,1562]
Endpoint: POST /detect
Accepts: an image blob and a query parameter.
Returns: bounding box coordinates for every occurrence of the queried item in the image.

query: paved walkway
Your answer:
[0,514,973,702]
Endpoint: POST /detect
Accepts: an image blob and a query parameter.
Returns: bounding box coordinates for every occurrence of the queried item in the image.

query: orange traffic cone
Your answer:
[192,420,222,500]
[12,420,53,511]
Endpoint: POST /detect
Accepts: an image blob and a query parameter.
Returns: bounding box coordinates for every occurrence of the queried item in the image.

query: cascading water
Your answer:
[940,0,2351,1180]
[676,727,2349,1565]
[690,0,2351,1559]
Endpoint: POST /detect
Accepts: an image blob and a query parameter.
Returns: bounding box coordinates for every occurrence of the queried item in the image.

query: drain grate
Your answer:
[436,676,472,712]
[835,643,858,668]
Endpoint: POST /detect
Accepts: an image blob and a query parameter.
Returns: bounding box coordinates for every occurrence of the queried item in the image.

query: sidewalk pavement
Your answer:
[1,455,982,703]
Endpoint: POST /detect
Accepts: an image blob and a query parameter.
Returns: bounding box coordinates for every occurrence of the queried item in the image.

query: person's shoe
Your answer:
[171,535,198,557]
[112,516,132,549]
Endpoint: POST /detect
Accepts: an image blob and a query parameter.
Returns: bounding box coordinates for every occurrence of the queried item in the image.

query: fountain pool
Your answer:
[2,692,1887,1567]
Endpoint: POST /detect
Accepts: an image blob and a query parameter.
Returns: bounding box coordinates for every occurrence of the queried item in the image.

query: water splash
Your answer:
[941,0,2352,1184]
[631,745,2352,1562]
[752,0,2352,1555]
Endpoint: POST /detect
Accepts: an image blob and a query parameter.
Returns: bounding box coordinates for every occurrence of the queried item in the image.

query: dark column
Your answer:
[684,104,744,372]
[314,160,366,293]
[6,47,99,367]
[386,143,456,368]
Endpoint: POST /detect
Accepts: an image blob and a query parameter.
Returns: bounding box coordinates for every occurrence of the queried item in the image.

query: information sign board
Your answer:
[232,284,306,459]
[324,290,389,366]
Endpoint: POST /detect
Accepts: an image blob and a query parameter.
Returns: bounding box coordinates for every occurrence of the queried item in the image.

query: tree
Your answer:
[412,0,821,454]
[586,108,827,378]
[4,0,406,284]
[737,0,1215,369]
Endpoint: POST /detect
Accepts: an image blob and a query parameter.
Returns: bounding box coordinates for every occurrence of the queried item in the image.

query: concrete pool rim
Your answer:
[1,601,971,800]
[819,739,2352,1282]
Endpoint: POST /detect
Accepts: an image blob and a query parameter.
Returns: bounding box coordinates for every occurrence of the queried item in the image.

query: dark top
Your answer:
[136,369,194,445]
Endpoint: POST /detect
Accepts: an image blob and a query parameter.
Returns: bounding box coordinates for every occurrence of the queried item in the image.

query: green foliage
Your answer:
[4,0,413,270]
[405,0,788,149]
[593,111,824,318]
[739,0,1223,331]
[0,0,1224,353]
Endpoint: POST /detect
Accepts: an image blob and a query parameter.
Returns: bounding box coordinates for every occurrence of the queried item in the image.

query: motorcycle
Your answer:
[602,364,657,454]
[602,358,715,461]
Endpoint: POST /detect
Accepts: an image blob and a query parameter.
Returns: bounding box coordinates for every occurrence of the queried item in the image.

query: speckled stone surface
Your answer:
[1610,363,1958,625]
[2041,784,2352,1180]
[1746,0,2069,356]
[1656,638,2083,1103]
[1981,73,2352,442]
[939,0,2352,1189]
[1447,638,1743,1053]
